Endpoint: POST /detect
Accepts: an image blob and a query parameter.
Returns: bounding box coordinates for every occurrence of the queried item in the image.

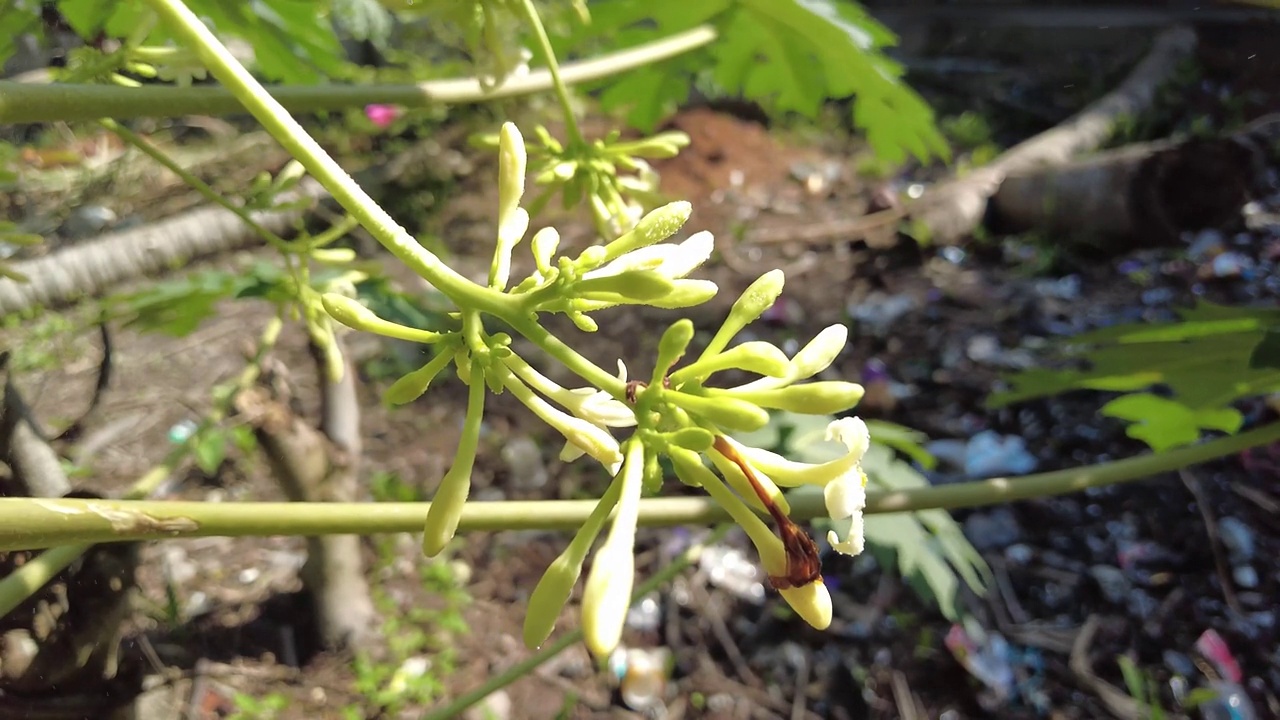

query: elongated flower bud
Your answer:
[422,369,486,557]
[581,442,646,658]
[523,480,623,649]
[654,319,695,385]
[595,201,691,265]
[713,381,865,415]
[384,348,455,406]
[701,270,784,359]
[663,391,770,433]
[321,293,446,344]
[669,341,790,385]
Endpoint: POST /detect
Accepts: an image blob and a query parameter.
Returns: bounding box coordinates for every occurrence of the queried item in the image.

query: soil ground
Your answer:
[3,18,1280,720]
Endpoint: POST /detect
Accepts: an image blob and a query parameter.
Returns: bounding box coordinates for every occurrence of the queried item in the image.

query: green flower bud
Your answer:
[523,480,623,649]
[644,279,718,309]
[666,427,715,452]
[311,247,357,264]
[669,341,790,385]
[530,226,560,276]
[321,293,447,344]
[642,450,663,494]
[701,270,785,359]
[599,201,691,263]
[676,447,787,570]
[567,311,598,333]
[533,124,563,154]
[273,159,306,192]
[383,347,455,405]
[498,122,526,222]
[422,372,486,557]
[664,391,770,433]
[654,319,695,384]
[787,325,849,381]
[574,270,676,302]
[491,207,529,290]
[623,131,691,159]
[582,442,645,658]
[714,381,865,415]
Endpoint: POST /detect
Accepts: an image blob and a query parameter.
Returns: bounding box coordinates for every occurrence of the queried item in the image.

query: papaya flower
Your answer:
[719,417,871,556]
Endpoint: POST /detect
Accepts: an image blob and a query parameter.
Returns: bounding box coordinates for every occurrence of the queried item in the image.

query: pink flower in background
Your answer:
[365,104,402,128]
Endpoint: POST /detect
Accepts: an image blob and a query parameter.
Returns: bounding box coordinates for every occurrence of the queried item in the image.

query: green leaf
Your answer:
[108,269,253,337]
[1100,394,1243,452]
[0,4,42,68]
[989,301,1280,411]
[1250,327,1280,369]
[193,428,228,475]
[332,0,394,49]
[560,0,947,163]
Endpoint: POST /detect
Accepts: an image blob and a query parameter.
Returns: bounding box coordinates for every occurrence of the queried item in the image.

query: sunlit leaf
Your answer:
[557,0,948,164]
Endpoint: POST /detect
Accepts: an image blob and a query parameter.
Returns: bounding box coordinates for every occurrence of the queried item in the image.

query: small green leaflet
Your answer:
[331,0,394,50]
[989,301,1280,451]
[1250,327,1280,369]
[1101,394,1242,452]
[560,0,949,165]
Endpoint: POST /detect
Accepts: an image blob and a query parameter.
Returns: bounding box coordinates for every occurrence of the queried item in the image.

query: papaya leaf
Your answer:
[108,269,252,337]
[1100,394,1243,452]
[988,301,1280,411]
[560,0,948,165]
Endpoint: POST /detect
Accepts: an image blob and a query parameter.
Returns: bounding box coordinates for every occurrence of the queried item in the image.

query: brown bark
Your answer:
[747,25,1202,249]
[914,25,1199,246]
[990,114,1280,247]
[234,337,377,652]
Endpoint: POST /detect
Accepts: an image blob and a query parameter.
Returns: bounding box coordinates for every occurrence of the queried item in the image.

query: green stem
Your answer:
[0,26,717,124]
[143,0,516,320]
[507,312,627,401]
[99,118,291,254]
[0,317,283,617]
[516,0,583,146]
[1,420,1275,552]
[423,524,732,720]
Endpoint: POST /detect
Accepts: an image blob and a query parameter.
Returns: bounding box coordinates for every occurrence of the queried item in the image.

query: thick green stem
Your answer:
[142,0,513,318]
[516,0,582,146]
[0,26,716,124]
[1,420,1275,552]
[423,524,732,720]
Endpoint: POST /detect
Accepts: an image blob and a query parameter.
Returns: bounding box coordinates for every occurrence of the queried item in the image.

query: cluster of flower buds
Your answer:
[321,122,870,660]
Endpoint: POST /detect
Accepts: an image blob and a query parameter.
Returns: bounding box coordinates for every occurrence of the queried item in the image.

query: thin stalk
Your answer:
[0,26,717,123]
[423,524,733,720]
[143,0,513,321]
[1,419,1275,552]
[516,0,583,146]
[0,317,283,616]
[99,119,292,255]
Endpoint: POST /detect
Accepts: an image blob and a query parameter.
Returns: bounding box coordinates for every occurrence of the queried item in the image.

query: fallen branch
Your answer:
[749,25,1200,248]
[991,113,1280,246]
